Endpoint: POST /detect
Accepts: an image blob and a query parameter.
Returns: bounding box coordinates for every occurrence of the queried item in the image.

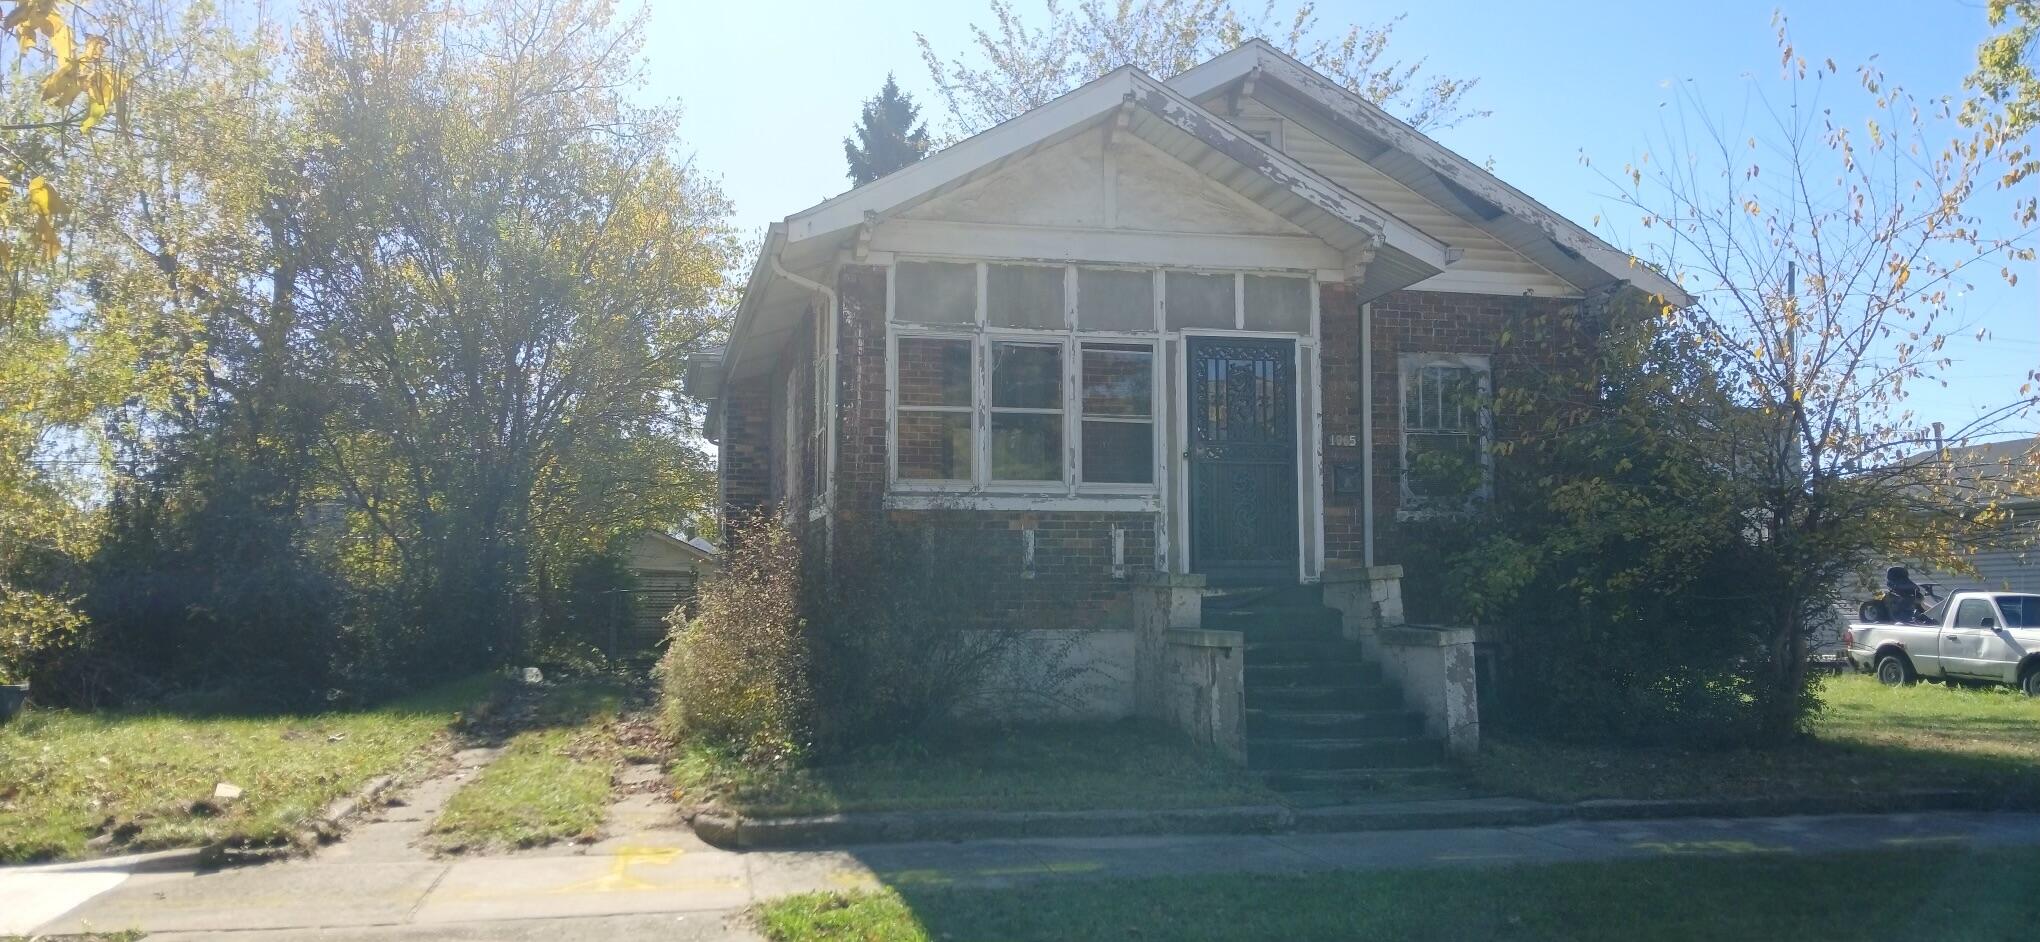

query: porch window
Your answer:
[1399,354,1491,510]
[895,335,973,482]
[990,340,1064,482]
[1080,343,1154,484]
[886,259,1305,496]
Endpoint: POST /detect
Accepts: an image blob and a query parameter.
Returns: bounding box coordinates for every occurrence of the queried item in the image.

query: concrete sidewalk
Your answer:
[19,810,2040,941]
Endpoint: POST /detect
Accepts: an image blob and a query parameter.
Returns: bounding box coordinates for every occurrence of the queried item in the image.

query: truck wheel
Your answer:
[1858,600,1887,623]
[1875,653,1916,687]
[2022,666,2040,698]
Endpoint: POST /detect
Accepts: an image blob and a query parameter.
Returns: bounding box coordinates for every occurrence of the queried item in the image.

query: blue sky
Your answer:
[642,0,2037,434]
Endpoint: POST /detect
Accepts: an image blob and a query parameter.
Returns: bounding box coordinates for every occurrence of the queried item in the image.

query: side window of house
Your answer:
[1400,355,1490,509]
[809,310,829,504]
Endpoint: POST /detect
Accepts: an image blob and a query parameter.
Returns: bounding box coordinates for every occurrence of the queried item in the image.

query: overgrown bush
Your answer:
[1398,300,1786,748]
[661,511,1069,764]
[660,518,811,763]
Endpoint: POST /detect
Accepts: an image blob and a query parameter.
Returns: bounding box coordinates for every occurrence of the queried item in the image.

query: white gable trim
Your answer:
[1169,40,1691,306]
[869,220,1348,272]
[784,68,1451,275]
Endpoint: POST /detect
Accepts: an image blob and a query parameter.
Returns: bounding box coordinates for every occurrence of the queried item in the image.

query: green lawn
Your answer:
[758,845,2040,941]
[429,681,625,850]
[0,676,494,864]
[674,722,1281,817]
[1474,673,2040,803]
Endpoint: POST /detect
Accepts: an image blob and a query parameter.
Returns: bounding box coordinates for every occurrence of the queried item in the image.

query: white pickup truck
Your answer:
[1845,591,2040,695]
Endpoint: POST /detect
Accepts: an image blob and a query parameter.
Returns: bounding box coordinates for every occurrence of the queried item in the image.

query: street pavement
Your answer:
[13,809,2040,940]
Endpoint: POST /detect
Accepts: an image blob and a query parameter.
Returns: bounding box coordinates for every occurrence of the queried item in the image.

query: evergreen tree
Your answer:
[843,75,931,186]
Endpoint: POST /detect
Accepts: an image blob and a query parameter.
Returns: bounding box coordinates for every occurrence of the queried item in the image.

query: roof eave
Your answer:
[1170,40,1694,308]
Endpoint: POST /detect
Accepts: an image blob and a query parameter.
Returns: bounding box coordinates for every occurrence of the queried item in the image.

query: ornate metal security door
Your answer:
[1186,336,1298,580]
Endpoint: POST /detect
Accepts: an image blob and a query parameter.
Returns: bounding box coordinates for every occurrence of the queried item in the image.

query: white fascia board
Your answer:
[786,69,1145,246]
[869,220,1346,271]
[1170,41,1691,306]
[718,223,786,396]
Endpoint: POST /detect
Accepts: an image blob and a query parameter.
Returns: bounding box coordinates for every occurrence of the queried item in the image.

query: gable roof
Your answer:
[1169,40,1690,306]
[708,41,1693,399]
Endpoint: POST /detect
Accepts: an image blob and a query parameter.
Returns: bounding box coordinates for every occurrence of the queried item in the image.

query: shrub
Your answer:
[805,513,1074,750]
[660,517,811,763]
[661,511,1075,764]
[1395,300,1784,748]
[0,586,84,687]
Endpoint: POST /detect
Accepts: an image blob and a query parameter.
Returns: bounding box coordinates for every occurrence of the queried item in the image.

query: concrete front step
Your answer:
[1244,639,1370,663]
[1247,736,1446,771]
[1260,766,1466,795]
[1246,708,1425,739]
[1244,661,1380,686]
[1248,683,1404,711]
[1201,607,1344,635]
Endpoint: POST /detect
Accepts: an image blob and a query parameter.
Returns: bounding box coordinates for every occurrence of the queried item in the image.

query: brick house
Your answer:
[689,42,1688,769]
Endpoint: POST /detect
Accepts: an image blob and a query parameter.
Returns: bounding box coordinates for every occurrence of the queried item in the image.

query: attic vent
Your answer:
[1245,129,1274,146]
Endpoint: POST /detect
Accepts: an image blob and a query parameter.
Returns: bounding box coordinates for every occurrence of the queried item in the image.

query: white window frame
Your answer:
[889,329,978,488]
[1396,352,1493,516]
[985,333,1069,489]
[1077,339,1160,494]
[885,257,1313,509]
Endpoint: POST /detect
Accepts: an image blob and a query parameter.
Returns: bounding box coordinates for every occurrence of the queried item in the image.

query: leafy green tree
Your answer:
[1970,0,2038,207]
[844,75,931,186]
[288,0,737,674]
[0,0,202,688]
[917,0,1482,136]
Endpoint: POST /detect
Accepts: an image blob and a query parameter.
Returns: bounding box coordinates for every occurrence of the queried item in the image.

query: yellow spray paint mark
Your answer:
[554,845,685,894]
[1633,840,1789,856]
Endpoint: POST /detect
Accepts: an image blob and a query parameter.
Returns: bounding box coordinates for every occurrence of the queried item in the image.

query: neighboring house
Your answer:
[1885,437,2040,598]
[1945,437,2040,594]
[690,40,1688,628]
[624,529,718,650]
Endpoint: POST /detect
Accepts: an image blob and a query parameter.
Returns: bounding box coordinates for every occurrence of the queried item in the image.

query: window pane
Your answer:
[1243,275,1311,332]
[898,337,971,407]
[1082,345,1152,417]
[1405,432,1482,500]
[991,341,1062,409]
[897,412,973,481]
[988,264,1066,329]
[1165,272,1234,329]
[1083,420,1153,484]
[1078,268,1154,331]
[1406,364,1479,432]
[895,261,977,325]
[992,413,1062,481]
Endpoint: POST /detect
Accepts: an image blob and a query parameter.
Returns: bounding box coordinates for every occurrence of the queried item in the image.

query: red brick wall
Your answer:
[1364,289,1583,562]
[720,378,772,524]
[737,270,1584,589]
[1318,281,1365,566]
[826,264,1156,628]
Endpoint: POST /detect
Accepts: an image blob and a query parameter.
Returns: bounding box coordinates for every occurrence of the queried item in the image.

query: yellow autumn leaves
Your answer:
[0,0,125,267]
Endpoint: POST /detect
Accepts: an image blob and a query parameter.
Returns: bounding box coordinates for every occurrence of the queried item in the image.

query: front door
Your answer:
[1187,336,1299,581]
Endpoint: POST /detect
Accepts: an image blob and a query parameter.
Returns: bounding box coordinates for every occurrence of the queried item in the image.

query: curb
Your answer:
[689,788,1996,850]
[196,773,403,867]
